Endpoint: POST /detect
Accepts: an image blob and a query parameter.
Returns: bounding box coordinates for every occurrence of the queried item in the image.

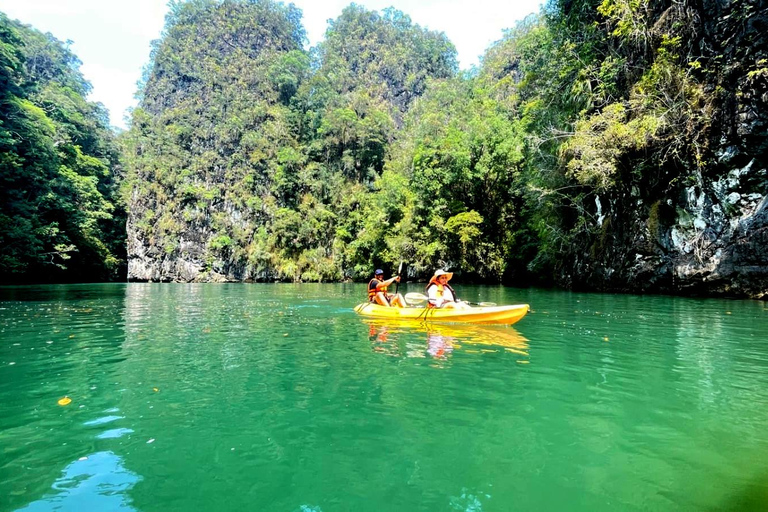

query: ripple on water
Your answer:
[83,415,124,426]
[96,428,134,439]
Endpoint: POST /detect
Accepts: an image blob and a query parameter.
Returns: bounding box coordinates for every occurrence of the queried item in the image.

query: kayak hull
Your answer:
[353,302,529,325]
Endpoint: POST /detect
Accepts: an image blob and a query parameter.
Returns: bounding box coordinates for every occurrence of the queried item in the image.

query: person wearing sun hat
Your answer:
[425,269,468,309]
[368,268,406,307]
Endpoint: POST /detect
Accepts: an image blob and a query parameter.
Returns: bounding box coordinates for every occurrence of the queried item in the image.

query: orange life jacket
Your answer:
[368,278,388,302]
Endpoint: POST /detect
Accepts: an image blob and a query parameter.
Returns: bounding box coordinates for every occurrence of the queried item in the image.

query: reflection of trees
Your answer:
[8,283,768,510]
[521,289,768,509]
[117,284,539,510]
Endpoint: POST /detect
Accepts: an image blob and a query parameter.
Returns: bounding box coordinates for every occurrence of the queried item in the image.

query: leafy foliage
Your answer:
[0,14,124,282]
[6,0,762,289]
[124,1,461,282]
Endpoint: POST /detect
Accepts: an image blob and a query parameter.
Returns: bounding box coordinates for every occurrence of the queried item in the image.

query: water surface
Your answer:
[1,284,767,511]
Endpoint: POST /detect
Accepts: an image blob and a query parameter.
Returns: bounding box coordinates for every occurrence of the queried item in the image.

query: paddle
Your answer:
[404,292,497,307]
[395,261,404,296]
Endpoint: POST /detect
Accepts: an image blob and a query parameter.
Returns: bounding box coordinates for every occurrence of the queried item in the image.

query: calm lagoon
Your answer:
[1,283,767,511]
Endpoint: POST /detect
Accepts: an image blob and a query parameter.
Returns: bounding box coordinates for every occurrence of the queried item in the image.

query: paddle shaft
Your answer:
[395,261,404,295]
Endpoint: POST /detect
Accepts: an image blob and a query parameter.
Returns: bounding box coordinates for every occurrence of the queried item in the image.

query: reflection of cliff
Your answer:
[363,319,530,361]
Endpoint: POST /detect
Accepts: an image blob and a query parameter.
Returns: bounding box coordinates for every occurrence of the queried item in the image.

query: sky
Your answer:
[0,0,542,129]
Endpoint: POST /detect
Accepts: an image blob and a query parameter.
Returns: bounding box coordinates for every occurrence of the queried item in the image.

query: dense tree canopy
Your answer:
[3,0,766,295]
[124,0,463,282]
[0,13,124,282]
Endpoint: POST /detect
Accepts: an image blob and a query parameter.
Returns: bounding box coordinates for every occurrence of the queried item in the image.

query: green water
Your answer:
[1,284,767,512]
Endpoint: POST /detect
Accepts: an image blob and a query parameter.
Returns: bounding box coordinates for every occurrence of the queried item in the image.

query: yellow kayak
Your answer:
[353,302,530,325]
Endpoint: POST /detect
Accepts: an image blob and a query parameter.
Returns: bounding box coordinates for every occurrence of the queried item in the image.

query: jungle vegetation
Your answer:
[2,0,764,284]
[0,13,125,282]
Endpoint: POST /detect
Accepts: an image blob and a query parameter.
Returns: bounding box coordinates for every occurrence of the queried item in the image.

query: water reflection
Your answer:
[363,318,530,363]
[16,451,141,512]
[4,284,766,512]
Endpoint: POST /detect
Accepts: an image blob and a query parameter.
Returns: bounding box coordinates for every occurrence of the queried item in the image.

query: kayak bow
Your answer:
[353,302,529,325]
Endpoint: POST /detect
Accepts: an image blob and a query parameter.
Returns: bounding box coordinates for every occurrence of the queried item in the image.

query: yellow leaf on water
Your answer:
[603,337,610,342]
[153,387,159,392]
[517,360,530,364]
[58,396,72,406]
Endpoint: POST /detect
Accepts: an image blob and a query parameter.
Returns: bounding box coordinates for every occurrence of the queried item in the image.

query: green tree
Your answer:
[0,14,124,281]
[375,76,526,280]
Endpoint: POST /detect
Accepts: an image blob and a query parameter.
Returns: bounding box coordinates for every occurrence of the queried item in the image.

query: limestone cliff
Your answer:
[559,0,768,299]
[125,0,767,298]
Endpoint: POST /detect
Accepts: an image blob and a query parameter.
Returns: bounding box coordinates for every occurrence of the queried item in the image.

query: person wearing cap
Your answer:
[368,268,406,307]
[425,269,468,309]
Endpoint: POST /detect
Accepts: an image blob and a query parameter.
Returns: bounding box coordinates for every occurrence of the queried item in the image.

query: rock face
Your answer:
[127,199,272,283]
[659,0,768,299]
[561,0,768,299]
[565,159,768,300]
[127,227,206,283]
[665,162,767,299]
[626,161,768,299]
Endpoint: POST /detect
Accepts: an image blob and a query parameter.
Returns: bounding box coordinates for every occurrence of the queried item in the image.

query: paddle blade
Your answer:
[405,292,428,302]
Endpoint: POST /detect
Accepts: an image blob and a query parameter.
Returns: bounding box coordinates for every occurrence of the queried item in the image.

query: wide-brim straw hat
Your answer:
[432,269,453,282]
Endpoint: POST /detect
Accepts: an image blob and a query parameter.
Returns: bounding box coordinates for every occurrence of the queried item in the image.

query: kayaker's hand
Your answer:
[394,275,401,283]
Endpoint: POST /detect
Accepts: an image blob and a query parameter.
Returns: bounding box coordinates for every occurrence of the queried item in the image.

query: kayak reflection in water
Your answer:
[363,319,530,361]
[366,322,452,360]
[427,330,454,359]
[369,324,400,356]
[425,269,470,310]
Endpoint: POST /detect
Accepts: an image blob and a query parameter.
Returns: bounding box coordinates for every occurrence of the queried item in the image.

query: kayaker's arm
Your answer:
[377,276,400,290]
